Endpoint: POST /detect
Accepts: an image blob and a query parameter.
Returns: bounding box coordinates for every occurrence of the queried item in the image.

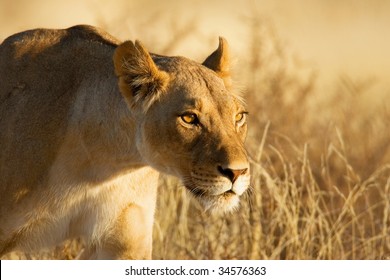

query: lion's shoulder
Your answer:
[0,25,120,98]
[64,25,121,46]
[0,25,120,74]
[1,25,120,50]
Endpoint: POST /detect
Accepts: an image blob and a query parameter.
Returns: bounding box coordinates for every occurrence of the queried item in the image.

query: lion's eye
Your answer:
[181,113,198,125]
[235,113,244,122]
[235,112,247,125]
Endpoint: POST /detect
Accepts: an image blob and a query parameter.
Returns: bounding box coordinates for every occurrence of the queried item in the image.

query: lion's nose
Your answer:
[217,165,248,183]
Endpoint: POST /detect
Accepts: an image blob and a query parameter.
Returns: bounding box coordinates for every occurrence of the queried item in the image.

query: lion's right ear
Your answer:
[113,40,169,111]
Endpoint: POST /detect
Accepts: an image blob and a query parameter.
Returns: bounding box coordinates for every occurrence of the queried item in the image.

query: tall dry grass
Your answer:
[4,12,390,260]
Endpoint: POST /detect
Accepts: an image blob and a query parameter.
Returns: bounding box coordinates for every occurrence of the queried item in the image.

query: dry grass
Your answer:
[3,12,390,260]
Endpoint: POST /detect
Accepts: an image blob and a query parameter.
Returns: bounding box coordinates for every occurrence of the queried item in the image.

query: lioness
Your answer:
[0,25,250,259]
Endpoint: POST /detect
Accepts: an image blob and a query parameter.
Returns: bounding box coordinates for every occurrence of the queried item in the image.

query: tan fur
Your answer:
[0,25,250,259]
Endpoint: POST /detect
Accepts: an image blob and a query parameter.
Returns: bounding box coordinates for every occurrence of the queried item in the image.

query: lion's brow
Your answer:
[181,98,204,111]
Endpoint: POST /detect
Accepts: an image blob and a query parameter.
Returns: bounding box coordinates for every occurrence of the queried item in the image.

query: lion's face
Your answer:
[114,39,250,213]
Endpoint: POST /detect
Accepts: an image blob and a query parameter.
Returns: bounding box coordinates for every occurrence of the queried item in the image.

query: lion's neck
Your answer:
[55,76,148,185]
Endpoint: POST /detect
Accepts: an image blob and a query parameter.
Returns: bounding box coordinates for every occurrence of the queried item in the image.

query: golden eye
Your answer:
[181,113,198,125]
[235,113,244,122]
[235,112,247,126]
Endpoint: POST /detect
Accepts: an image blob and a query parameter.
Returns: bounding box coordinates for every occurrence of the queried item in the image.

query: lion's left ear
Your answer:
[113,40,169,112]
[202,37,232,89]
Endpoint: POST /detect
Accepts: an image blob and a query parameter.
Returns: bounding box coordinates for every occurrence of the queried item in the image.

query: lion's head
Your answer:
[113,38,250,213]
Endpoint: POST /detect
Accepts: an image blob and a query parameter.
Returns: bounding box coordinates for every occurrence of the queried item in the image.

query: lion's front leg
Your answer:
[106,203,155,260]
[80,203,155,260]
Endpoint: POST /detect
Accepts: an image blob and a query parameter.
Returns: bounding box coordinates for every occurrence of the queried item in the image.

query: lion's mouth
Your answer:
[185,185,236,198]
[184,184,240,213]
[181,170,250,213]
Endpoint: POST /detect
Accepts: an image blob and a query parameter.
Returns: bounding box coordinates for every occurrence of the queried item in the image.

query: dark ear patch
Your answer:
[202,37,232,89]
[113,40,169,111]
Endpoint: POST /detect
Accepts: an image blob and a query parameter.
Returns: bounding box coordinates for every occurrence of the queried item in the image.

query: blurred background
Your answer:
[1,0,389,259]
[2,0,390,88]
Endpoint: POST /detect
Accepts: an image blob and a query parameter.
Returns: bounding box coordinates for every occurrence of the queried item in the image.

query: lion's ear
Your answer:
[113,40,169,111]
[202,37,232,89]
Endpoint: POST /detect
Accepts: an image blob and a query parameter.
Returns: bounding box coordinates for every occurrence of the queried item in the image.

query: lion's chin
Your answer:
[191,190,241,214]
